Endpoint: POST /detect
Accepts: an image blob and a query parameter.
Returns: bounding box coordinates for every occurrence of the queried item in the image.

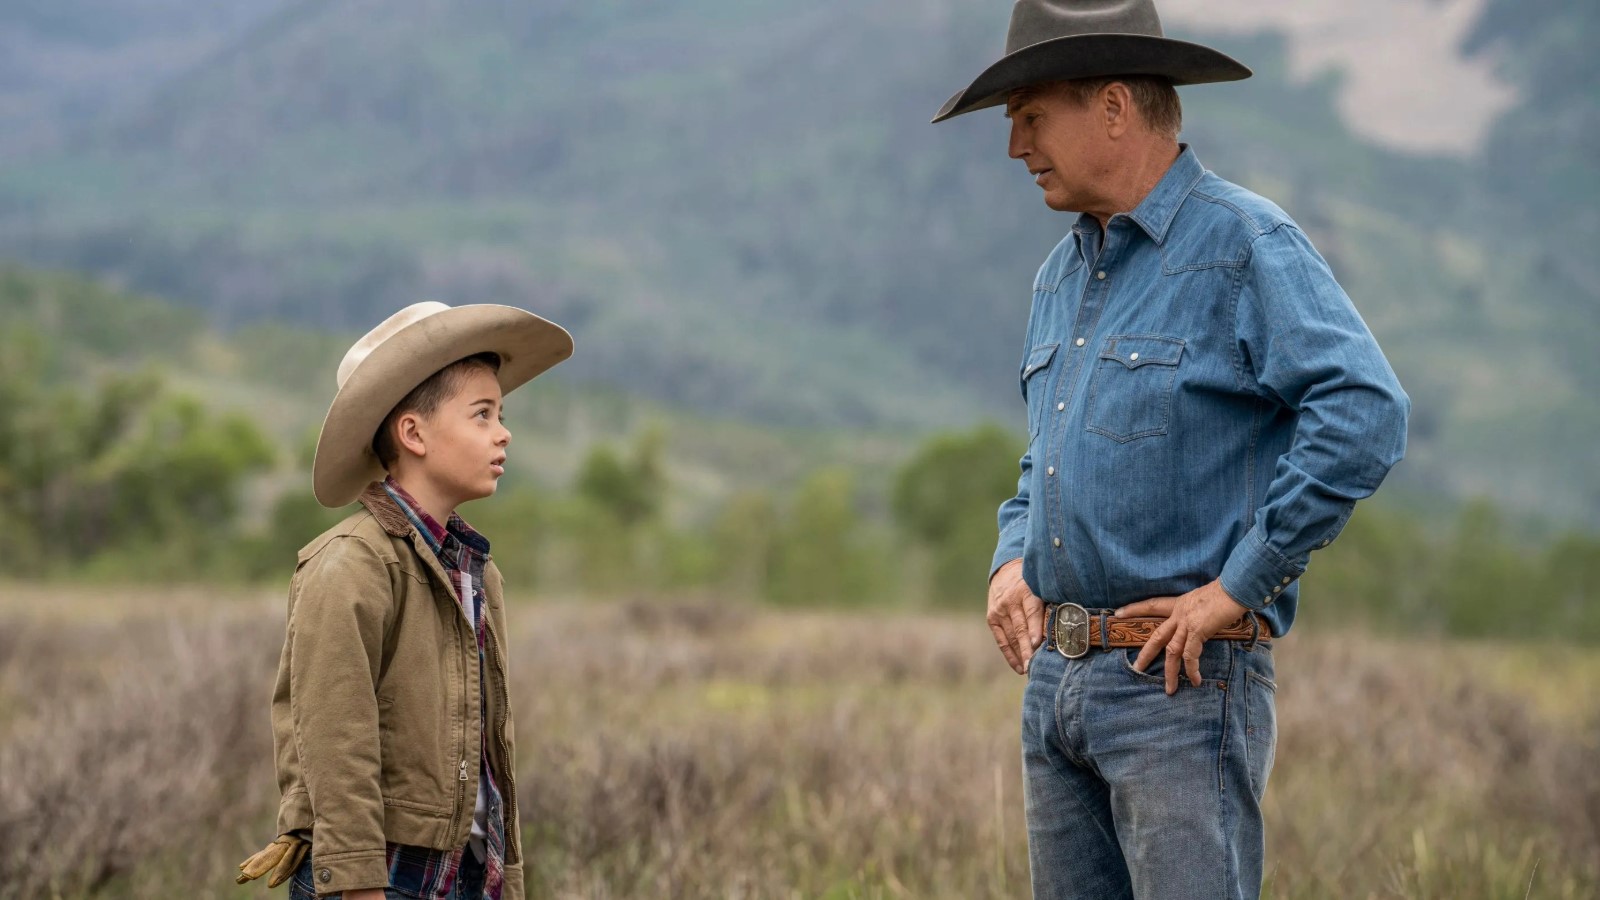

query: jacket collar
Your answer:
[357,481,473,605]
[357,479,493,562]
[358,481,412,537]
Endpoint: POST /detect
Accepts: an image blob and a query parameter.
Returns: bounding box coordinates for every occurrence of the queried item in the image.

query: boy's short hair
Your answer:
[372,351,502,468]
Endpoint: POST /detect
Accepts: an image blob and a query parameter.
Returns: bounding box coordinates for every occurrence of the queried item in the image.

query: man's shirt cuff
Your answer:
[1220,529,1304,611]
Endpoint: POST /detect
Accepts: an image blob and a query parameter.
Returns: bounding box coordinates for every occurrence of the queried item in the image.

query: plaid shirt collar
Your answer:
[381,476,491,559]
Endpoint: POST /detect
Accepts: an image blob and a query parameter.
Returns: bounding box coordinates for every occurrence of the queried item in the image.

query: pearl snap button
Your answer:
[1129,352,1139,361]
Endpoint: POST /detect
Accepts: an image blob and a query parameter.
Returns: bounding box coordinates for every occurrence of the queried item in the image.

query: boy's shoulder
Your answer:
[296,488,411,567]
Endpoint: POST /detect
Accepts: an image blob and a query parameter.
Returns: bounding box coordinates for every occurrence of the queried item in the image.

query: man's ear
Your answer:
[394,410,427,459]
[1102,81,1131,138]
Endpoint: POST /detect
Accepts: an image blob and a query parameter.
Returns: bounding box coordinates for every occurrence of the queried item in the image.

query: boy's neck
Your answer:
[387,472,458,526]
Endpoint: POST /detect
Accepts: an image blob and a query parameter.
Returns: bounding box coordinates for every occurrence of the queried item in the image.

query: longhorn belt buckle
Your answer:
[1053,602,1091,659]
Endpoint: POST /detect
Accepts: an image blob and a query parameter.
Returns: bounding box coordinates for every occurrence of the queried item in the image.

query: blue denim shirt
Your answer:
[992,145,1409,638]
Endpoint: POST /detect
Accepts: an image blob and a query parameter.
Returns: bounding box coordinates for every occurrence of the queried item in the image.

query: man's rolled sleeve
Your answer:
[1226,222,1410,612]
[287,535,395,894]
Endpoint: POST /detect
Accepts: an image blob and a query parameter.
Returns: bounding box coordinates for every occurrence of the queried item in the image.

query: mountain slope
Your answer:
[0,0,1594,522]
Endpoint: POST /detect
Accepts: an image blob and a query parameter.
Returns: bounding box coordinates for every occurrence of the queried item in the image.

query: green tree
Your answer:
[1431,500,1537,639]
[1302,504,1431,631]
[891,424,1025,607]
[568,428,671,592]
[0,332,275,578]
[711,488,780,599]
[770,468,874,607]
[575,427,665,528]
[1539,532,1600,643]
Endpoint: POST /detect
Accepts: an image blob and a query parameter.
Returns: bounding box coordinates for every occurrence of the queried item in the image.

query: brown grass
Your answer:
[0,585,1594,898]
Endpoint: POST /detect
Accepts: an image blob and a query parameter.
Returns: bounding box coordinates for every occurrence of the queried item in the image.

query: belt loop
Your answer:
[1098,614,1110,650]
[1244,614,1261,651]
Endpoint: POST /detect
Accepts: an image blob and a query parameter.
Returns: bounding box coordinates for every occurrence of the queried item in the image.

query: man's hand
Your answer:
[987,558,1045,674]
[1117,579,1250,695]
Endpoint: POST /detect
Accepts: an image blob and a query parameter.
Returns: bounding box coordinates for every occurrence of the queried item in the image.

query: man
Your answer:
[932,2,1409,898]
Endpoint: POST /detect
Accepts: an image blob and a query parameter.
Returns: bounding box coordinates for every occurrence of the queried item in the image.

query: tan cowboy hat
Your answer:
[931,0,1251,124]
[312,301,574,507]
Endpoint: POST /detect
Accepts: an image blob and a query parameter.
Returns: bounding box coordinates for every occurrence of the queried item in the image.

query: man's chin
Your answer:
[1041,191,1075,212]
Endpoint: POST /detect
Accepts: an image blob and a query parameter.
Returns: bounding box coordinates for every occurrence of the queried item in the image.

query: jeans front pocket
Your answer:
[1120,638,1231,691]
[1085,334,1184,442]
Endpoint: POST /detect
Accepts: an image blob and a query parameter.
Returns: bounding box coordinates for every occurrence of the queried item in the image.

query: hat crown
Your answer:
[1006,0,1164,54]
[336,301,453,389]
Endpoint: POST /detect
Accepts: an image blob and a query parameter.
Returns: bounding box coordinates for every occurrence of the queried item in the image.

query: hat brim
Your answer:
[312,305,574,508]
[931,33,1251,124]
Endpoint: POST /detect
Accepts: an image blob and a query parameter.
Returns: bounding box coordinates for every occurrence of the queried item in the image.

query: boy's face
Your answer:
[414,366,511,504]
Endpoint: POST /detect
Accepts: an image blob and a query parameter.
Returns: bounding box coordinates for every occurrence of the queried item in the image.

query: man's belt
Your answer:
[1045,602,1271,659]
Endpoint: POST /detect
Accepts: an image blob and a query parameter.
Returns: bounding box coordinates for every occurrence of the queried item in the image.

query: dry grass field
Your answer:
[0,584,1595,899]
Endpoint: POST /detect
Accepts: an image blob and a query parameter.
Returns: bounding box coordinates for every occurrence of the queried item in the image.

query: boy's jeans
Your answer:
[288,847,487,900]
[1021,631,1277,900]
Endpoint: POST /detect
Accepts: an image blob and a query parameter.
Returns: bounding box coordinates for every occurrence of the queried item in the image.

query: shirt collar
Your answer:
[381,476,489,557]
[1072,143,1206,247]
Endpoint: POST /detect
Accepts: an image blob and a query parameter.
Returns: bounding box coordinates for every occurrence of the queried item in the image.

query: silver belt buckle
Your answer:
[1053,602,1091,659]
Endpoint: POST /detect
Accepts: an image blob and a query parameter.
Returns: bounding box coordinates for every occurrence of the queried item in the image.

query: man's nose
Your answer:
[1008,121,1028,160]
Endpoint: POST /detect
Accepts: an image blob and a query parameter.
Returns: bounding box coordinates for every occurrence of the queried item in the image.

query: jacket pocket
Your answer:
[1022,342,1060,439]
[1084,334,1184,442]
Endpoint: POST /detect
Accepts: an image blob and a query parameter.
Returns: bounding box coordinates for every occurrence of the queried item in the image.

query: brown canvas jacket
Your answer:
[271,483,524,897]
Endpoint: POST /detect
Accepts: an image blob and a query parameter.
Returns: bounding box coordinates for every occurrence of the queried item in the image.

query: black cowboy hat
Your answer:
[932,0,1251,124]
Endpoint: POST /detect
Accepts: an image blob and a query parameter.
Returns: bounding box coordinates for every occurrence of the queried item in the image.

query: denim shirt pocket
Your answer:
[1085,334,1185,442]
[1022,342,1060,439]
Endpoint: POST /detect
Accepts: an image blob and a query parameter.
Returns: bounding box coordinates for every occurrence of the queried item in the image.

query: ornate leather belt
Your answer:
[1045,602,1271,659]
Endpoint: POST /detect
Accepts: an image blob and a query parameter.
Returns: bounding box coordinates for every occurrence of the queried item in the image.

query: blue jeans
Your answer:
[1021,629,1277,899]
[287,847,487,900]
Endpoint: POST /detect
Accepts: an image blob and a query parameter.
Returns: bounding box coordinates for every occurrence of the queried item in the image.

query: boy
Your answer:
[237,301,573,899]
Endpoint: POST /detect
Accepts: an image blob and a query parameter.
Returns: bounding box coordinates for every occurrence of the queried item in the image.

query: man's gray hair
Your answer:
[1060,75,1183,139]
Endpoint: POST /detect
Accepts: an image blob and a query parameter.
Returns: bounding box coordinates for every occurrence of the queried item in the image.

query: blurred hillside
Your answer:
[0,0,1595,523]
[5,267,1597,641]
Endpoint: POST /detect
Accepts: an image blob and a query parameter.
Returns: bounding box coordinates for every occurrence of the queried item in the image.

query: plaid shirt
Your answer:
[381,477,506,900]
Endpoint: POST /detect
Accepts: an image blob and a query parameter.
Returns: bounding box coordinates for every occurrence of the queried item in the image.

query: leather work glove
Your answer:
[236,832,309,888]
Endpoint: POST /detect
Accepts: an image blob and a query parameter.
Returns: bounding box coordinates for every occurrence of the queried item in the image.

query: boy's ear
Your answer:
[394,410,428,459]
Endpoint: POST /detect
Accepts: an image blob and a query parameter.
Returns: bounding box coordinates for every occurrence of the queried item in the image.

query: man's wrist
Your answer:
[990,557,1023,587]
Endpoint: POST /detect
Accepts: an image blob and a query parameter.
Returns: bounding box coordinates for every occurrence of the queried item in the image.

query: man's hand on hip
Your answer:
[1117,579,1251,695]
[987,558,1045,675]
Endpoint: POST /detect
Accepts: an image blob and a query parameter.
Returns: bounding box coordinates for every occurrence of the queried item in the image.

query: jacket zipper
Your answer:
[445,610,468,844]
[485,622,519,865]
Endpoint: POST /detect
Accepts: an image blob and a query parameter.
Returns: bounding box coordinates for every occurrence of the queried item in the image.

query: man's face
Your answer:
[417,366,511,505]
[1006,85,1107,212]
